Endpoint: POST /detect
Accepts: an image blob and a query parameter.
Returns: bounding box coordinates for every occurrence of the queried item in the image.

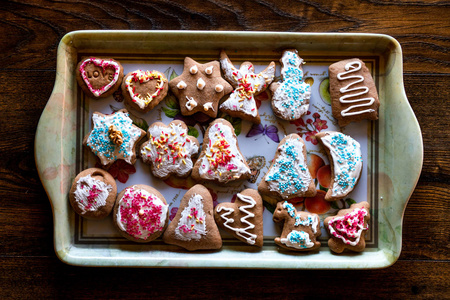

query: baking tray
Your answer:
[35,30,422,269]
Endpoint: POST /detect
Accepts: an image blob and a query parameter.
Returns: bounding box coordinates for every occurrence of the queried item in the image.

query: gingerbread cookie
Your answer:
[69,168,117,220]
[121,69,169,113]
[191,118,251,184]
[329,58,380,127]
[273,201,321,251]
[214,189,263,247]
[168,57,233,118]
[83,109,146,167]
[76,57,124,98]
[219,50,275,124]
[163,184,222,251]
[140,120,199,179]
[270,49,311,121]
[258,134,316,201]
[324,201,370,253]
[316,131,363,201]
[113,184,169,243]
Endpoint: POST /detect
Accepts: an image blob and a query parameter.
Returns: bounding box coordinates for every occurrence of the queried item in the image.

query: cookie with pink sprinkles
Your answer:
[113,184,169,243]
[76,57,124,98]
[324,201,370,253]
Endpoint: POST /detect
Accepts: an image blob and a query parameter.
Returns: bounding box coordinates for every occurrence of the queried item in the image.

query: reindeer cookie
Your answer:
[214,189,263,247]
[219,50,275,124]
[324,201,370,253]
[83,109,146,167]
[169,57,233,118]
[329,58,380,127]
[273,201,321,251]
[121,69,169,113]
[163,184,222,251]
[140,120,199,180]
[76,57,124,98]
[192,118,251,184]
[270,49,311,121]
[258,134,316,201]
[316,131,363,201]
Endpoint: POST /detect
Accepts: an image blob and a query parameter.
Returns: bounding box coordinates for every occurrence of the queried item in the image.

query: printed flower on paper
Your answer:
[95,159,136,183]
[290,110,328,145]
[169,207,178,221]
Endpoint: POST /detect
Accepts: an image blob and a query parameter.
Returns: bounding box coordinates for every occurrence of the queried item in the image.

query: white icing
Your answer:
[337,60,376,117]
[265,137,312,199]
[216,193,257,245]
[197,78,206,90]
[220,57,275,117]
[185,96,197,111]
[189,65,198,74]
[124,70,166,109]
[272,50,311,120]
[215,84,224,92]
[319,132,362,197]
[205,66,214,75]
[174,194,207,241]
[140,123,199,178]
[86,111,143,165]
[281,230,314,249]
[73,174,112,214]
[79,58,121,97]
[116,186,168,240]
[198,122,250,182]
[177,81,187,89]
[203,102,214,111]
[328,208,368,246]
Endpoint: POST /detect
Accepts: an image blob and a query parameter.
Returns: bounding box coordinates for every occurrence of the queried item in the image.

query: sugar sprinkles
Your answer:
[265,137,312,198]
[328,208,368,246]
[116,187,168,240]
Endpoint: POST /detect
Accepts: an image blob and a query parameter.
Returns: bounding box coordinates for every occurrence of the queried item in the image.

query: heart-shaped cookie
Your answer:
[76,57,124,98]
[214,189,263,247]
[121,70,169,113]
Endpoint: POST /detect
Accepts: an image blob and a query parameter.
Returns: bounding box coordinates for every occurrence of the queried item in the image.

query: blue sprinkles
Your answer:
[329,133,362,194]
[283,201,316,227]
[287,230,310,248]
[267,139,308,195]
[86,112,137,162]
[278,52,310,118]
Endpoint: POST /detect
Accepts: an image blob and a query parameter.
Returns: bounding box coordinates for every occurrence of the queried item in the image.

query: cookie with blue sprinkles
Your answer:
[316,131,363,201]
[258,134,316,201]
[269,49,311,121]
[83,109,146,167]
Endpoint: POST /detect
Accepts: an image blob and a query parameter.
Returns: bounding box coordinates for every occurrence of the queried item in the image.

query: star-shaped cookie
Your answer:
[169,57,233,118]
[83,109,146,167]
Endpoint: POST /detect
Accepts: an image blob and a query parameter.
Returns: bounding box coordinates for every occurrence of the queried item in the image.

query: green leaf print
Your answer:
[187,126,199,138]
[330,201,339,210]
[170,69,179,81]
[345,198,357,207]
[161,106,179,118]
[263,201,276,214]
[165,94,179,110]
[223,114,242,136]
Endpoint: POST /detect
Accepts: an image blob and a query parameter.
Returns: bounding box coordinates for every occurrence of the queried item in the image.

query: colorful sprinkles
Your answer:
[125,70,167,107]
[328,208,368,246]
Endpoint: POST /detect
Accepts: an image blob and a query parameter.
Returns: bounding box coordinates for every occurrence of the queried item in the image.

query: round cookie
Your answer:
[113,184,169,243]
[121,69,169,113]
[69,168,117,220]
[76,57,124,98]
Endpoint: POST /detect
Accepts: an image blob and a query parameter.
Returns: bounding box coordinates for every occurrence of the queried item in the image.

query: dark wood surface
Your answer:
[1,1,449,298]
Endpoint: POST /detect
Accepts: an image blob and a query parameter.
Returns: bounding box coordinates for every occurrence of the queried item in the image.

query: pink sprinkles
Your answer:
[329,208,368,245]
[84,185,100,210]
[119,190,164,239]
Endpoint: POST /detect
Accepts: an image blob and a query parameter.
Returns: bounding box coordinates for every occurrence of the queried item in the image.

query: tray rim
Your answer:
[34,30,423,269]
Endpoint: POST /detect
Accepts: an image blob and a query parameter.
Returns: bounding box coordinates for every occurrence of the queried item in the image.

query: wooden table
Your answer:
[1,1,448,298]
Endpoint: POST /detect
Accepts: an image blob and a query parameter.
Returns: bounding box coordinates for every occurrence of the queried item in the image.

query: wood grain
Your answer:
[0,0,449,297]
